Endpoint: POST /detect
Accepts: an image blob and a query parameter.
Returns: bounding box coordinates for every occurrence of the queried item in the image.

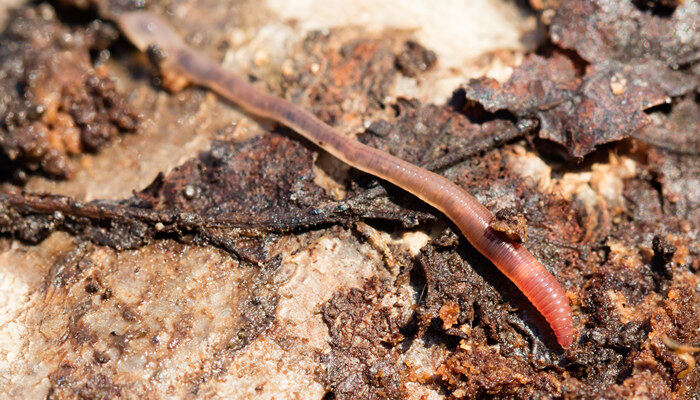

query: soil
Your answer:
[0,0,697,399]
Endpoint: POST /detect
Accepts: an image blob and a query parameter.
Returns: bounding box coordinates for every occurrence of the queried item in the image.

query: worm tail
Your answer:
[490,239,574,348]
[517,259,574,348]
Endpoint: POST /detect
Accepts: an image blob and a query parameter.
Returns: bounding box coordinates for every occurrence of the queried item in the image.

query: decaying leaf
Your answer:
[464,53,695,157]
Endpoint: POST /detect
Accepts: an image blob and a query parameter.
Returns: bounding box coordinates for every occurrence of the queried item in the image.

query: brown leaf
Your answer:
[464,54,693,156]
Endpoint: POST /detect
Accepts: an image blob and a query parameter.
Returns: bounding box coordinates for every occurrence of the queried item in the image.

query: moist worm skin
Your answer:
[117,11,574,348]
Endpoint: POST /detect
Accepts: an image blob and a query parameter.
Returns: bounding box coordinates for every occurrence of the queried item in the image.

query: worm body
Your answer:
[117,11,574,348]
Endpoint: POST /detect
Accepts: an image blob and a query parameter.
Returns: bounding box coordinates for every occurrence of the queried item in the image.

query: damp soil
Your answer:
[0,0,698,399]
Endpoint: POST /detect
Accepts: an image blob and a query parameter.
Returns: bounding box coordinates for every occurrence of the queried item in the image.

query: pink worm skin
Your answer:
[117,11,575,348]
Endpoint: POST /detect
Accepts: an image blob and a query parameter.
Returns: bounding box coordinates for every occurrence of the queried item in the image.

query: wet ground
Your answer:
[0,0,698,399]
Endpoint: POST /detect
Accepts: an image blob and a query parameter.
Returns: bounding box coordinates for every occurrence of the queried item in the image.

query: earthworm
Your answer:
[116,11,574,348]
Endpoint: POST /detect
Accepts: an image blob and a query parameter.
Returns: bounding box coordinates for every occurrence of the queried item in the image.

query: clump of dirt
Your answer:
[320,278,414,400]
[0,4,138,179]
[490,207,529,242]
[438,344,564,398]
[395,40,437,78]
[280,31,402,129]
